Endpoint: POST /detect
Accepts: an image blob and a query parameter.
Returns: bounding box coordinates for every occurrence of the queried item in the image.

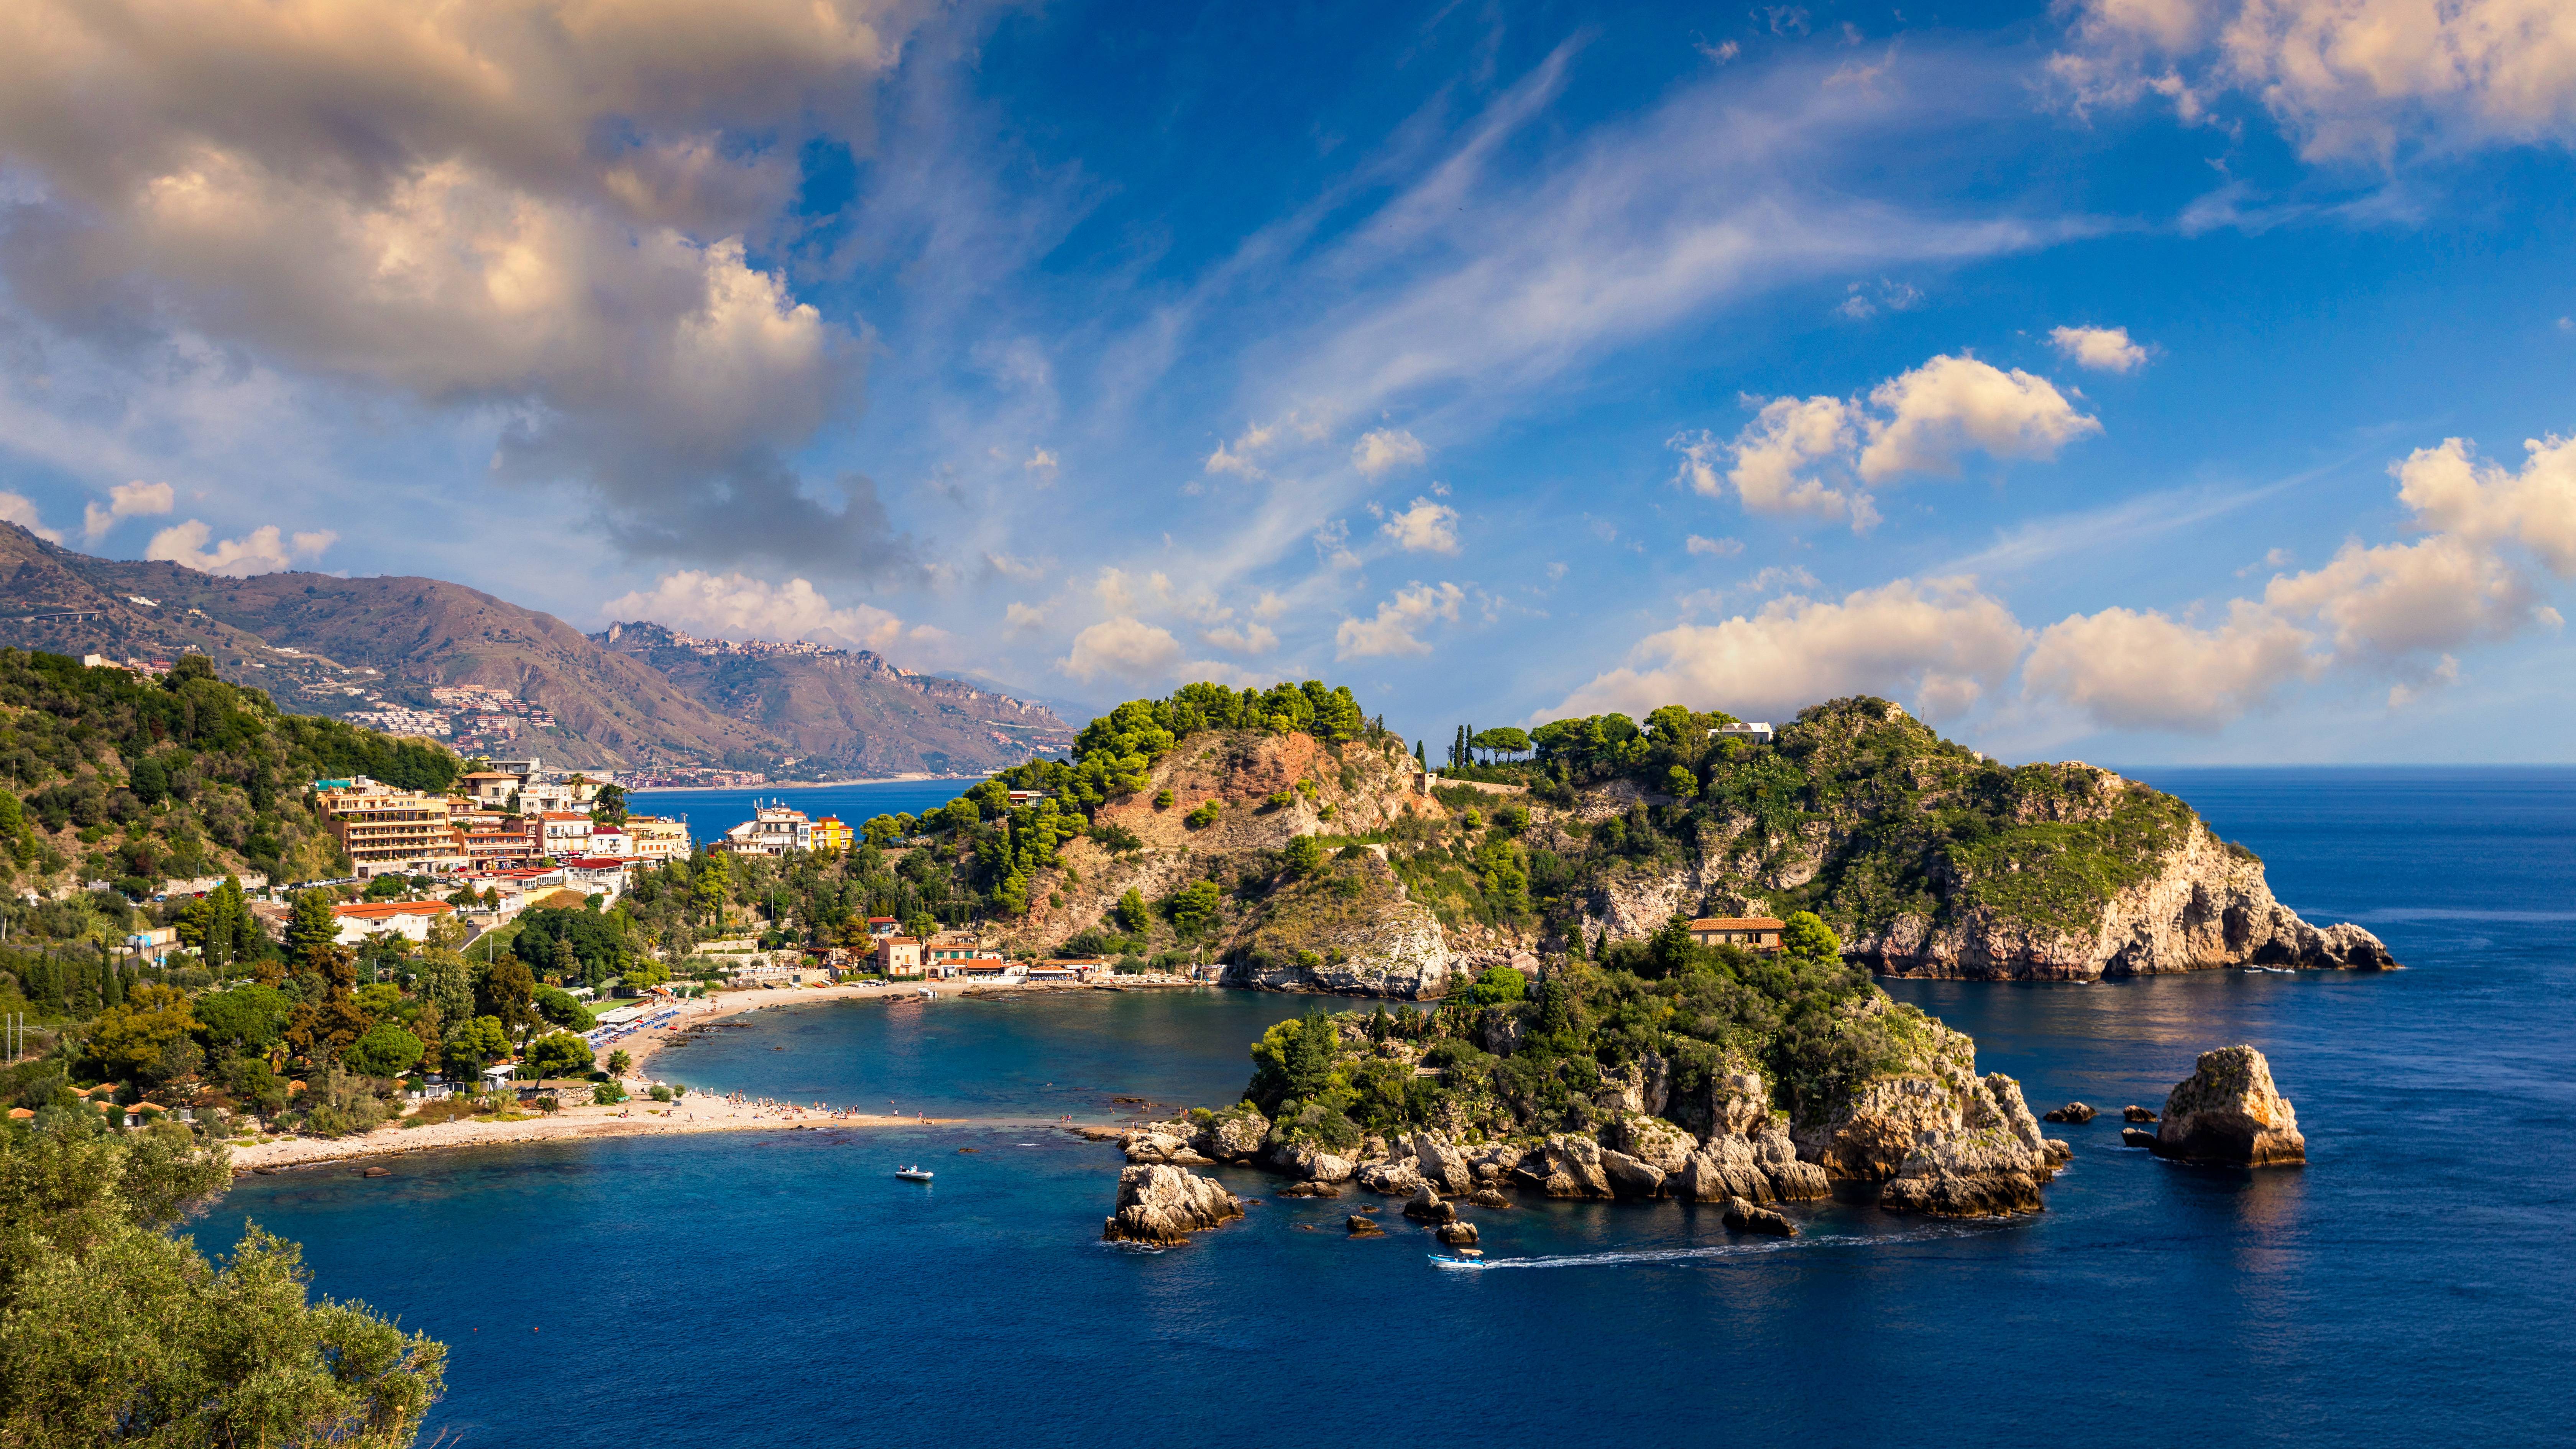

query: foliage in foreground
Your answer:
[0,1116,445,1447]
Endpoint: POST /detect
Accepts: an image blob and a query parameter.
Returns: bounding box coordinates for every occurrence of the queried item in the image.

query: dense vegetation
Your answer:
[992,680,1375,814]
[0,1114,444,1444]
[0,647,457,896]
[1232,910,1939,1152]
[1425,696,2211,942]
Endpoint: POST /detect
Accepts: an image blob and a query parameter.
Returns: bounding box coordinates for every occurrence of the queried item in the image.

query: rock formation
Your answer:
[2121,1127,2157,1148]
[1850,804,2395,981]
[1346,1214,1383,1235]
[2043,1102,2096,1124]
[2123,1104,2159,1123]
[2151,1046,2306,1166]
[1721,1196,1796,1237]
[1102,1164,1244,1245]
[1435,1221,1480,1248]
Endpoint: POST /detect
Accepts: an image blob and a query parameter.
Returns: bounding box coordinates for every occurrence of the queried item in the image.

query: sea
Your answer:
[628,779,977,845]
[205,766,2576,1447]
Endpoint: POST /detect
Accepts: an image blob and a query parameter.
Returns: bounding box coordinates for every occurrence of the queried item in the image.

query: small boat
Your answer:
[894,1166,934,1182]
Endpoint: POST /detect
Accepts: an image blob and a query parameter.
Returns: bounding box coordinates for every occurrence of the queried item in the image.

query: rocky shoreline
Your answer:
[1101,1030,2075,1246]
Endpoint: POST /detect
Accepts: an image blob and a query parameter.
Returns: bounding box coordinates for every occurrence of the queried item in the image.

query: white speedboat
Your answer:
[894,1166,934,1182]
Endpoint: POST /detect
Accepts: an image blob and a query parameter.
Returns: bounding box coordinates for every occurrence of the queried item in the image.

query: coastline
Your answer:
[223,975,1211,1174]
[625,773,969,794]
[616,974,1213,1075]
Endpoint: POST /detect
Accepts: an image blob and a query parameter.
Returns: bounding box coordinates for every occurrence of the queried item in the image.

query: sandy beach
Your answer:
[223,975,1204,1173]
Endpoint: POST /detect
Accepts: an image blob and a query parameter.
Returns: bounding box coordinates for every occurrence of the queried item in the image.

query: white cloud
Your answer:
[599,570,928,656]
[1025,447,1060,481]
[1687,354,2097,532]
[2049,324,2152,373]
[1062,616,1182,682]
[1334,581,1465,659]
[2261,532,2542,661]
[0,493,64,544]
[1198,622,1278,654]
[82,479,176,541]
[1004,602,1047,636]
[984,552,1047,582]
[1686,534,1743,557]
[1549,577,2028,721]
[1352,427,1429,478]
[1678,400,1873,527]
[1855,354,2102,483]
[0,0,912,573]
[2392,433,2576,574]
[2025,429,2574,729]
[2049,0,2576,161]
[2024,601,2319,730]
[144,519,332,576]
[1379,496,1461,554]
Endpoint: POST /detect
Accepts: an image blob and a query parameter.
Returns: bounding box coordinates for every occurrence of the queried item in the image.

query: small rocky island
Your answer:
[1101,912,2077,1245]
[2148,1046,2307,1166]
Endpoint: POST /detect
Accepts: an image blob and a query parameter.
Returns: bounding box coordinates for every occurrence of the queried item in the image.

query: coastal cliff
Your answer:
[981,690,2388,992]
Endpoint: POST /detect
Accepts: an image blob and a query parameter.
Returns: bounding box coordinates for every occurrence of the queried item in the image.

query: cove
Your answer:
[204,767,2576,1447]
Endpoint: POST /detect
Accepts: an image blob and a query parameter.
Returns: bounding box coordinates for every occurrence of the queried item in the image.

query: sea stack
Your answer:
[1102,1164,1244,1245]
[2152,1046,2306,1166]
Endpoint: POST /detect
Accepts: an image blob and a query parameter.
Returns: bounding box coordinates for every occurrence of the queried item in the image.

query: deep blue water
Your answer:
[629,779,974,843]
[205,767,2576,1447]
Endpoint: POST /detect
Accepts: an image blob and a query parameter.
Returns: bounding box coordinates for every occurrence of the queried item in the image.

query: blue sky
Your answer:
[2,0,2573,761]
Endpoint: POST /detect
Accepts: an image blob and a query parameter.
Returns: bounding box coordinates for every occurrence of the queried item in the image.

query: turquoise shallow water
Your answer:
[206,767,2576,1447]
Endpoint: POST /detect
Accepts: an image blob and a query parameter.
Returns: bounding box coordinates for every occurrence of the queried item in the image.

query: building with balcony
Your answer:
[315,780,469,879]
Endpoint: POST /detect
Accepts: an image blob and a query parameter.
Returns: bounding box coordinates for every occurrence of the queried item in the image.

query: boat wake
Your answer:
[1432,1224,1996,1270]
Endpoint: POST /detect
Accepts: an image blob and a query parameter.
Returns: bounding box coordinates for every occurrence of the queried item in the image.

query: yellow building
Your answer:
[811,816,853,853]
[315,779,469,879]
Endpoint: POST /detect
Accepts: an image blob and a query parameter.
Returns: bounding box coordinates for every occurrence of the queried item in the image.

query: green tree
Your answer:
[521,1032,595,1080]
[476,958,538,1046]
[196,985,292,1058]
[89,983,202,1081]
[605,1049,632,1076]
[342,1021,424,1078]
[531,985,593,1032]
[589,783,628,828]
[1183,800,1220,830]
[1780,910,1844,971]
[1467,964,1527,1005]
[1282,1008,1337,1102]
[1113,889,1149,935]
[0,1118,445,1447]
[591,1080,627,1106]
[1165,879,1222,938]
[442,1016,509,1076]
[284,889,339,964]
[1281,834,1326,880]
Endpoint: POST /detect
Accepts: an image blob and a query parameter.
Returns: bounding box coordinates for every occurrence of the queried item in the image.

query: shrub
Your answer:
[1183,801,1221,830]
[649,1084,673,1102]
[592,1081,627,1106]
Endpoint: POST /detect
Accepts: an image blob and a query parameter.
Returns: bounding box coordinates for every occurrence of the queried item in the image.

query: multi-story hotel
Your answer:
[314,779,469,879]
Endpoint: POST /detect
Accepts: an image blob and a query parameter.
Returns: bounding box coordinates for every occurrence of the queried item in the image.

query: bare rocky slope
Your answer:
[0,527,1066,777]
[988,697,2389,992]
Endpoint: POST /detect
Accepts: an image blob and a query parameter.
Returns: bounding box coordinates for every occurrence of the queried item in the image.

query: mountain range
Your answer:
[0,524,1075,779]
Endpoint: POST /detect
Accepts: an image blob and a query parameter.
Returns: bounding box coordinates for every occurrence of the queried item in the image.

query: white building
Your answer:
[332,900,456,945]
[713,804,811,856]
[1710,722,1775,745]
